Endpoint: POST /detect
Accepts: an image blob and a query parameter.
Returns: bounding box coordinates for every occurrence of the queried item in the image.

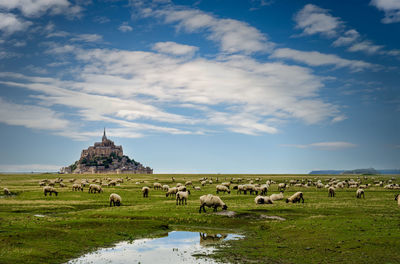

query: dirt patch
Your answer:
[214,210,236,217]
[260,215,286,221]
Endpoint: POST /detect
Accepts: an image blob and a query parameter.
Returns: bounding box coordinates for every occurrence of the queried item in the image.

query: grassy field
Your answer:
[0,173,399,264]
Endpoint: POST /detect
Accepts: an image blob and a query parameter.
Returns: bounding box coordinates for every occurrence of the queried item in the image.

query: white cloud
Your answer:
[118,22,133,32]
[0,0,82,18]
[0,164,63,172]
[70,34,103,42]
[294,4,342,37]
[0,97,70,130]
[347,40,384,54]
[152,41,198,56]
[0,12,32,35]
[282,141,357,150]
[370,0,400,23]
[270,48,377,71]
[156,7,274,54]
[332,29,360,47]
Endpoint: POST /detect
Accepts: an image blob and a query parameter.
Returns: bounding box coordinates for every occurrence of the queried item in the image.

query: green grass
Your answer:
[0,173,399,264]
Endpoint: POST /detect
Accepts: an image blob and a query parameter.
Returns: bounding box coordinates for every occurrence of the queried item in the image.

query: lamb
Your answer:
[216,185,230,194]
[395,194,400,206]
[176,190,190,205]
[199,194,228,213]
[328,187,335,197]
[109,193,122,207]
[3,188,10,196]
[255,195,273,204]
[286,192,304,203]
[153,182,162,190]
[166,187,178,197]
[356,188,365,199]
[88,184,103,194]
[270,192,284,201]
[142,186,150,198]
[43,186,58,196]
[72,183,83,191]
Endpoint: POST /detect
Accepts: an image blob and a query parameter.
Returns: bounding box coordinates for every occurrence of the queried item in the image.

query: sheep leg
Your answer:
[110,200,113,207]
[301,195,304,203]
[185,199,187,205]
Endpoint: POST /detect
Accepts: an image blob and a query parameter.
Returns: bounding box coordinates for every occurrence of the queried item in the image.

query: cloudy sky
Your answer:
[0,0,399,173]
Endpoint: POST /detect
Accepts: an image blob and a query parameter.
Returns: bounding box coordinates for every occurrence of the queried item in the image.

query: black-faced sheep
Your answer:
[43,186,58,196]
[109,193,122,207]
[278,183,287,192]
[176,190,190,205]
[162,185,170,191]
[255,195,273,204]
[142,186,150,198]
[3,188,10,196]
[166,187,178,197]
[185,181,192,186]
[286,192,304,203]
[328,187,335,197]
[199,194,227,213]
[153,182,162,190]
[270,192,284,201]
[216,185,230,194]
[356,189,365,199]
[177,186,187,192]
[72,183,83,192]
[88,184,103,194]
[108,180,117,187]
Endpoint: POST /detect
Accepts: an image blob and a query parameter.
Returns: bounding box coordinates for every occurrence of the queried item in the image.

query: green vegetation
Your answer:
[0,173,399,263]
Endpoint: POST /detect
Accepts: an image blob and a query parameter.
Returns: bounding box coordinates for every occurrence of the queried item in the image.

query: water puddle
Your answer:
[67,231,242,264]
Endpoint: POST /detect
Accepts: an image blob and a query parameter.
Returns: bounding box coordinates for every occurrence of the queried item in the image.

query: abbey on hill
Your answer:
[60,129,153,174]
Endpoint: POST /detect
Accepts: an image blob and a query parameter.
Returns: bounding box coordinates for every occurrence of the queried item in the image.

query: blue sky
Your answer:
[0,0,399,173]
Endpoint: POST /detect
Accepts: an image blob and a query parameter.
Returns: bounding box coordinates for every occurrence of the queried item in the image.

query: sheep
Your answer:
[88,184,103,194]
[395,194,400,206]
[142,186,150,198]
[153,182,162,190]
[43,186,58,196]
[166,187,178,197]
[69,178,76,183]
[72,183,83,192]
[109,193,122,207]
[176,190,190,205]
[278,183,287,192]
[270,192,284,201]
[194,186,201,191]
[286,192,304,203]
[171,177,175,182]
[255,195,273,204]
[176,183,183,187]
[259,184,269,195]
[108,180,117,187]
[201,180,207,186]
[356,188,365,199]
[221,182,231,188]
[39,181,46,186]
[185,181,192,186]
[3,188,10,196]
[60,182,66,188]
[162,185,170,191]
[199,194,227,213]
[328,187,335,197]
[216,185,230,194]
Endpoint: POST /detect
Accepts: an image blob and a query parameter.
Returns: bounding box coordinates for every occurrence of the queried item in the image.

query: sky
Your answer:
[0,0,399,173]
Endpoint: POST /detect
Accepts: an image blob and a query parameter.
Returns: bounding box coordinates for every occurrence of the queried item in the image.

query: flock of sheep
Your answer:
[2,175,400,213]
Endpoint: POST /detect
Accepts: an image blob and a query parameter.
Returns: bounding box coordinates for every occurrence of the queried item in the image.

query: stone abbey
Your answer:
[60,129,153,174]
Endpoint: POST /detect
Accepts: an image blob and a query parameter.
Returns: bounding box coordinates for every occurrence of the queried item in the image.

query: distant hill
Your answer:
[309,168,400,175]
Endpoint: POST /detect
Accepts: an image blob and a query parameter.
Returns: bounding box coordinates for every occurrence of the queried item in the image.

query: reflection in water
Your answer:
[67,231,242,264]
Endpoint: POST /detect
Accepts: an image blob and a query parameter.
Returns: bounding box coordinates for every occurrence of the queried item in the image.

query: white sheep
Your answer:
[142,186,150,198]
[328,187,335,197]
[216,185,230,194]
[162,185,170,191]
[72,183,83,192]
[185,181,192,186]
[270,192,284,201]
[43,186,58,196]
[356,189,365,199]
[89,184,103,193]
[194,186,201,191]
[221,182,231,188]
[199,194,228,213]
[153,182,162,190]
[286,192,304,203]
[255,195,273,204]
[201,180,207,186]
[166,187,178,197]
[109,193,122,207]
[3,188,10,196]
[108,180,117,187]
[176,190,190,205]
[278,183,287,192]
[177,186,187,192]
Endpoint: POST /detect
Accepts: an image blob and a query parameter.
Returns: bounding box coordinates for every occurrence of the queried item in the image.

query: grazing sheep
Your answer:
[153,182,162,190]
[328,187,335,197]
[171,177,175,182]
[395,194,400,207]
[270,192,284,201]
[216,185,231,194]
[356,189,365,199]
[259,184,269,195]
[177,186,187,192]
[185,181,192,186]
[39,181,46,186]
[88,184,103,194]
[60,182,66,188]
[108,180,117,187]
[43,186,58,196]
[142,186,150,198]
[176,183,183,188]
[176,190,190,205]
[255,195,273,204]
[166,187,178,197]
[48,180,56,187]
[278,183,287,192]
[199,194,227,213]
[221,182,231,188]
[72,183,83,191]
[201,180,207,186]
[286,192,304,203]
[69,178,76,183]
[109,193,122,207]
[194,186,201,191]
[162,185,170,191]
[3,188,10,196]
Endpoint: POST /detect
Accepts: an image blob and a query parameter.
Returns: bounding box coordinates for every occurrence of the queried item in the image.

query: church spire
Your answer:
[102,127,107,142]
